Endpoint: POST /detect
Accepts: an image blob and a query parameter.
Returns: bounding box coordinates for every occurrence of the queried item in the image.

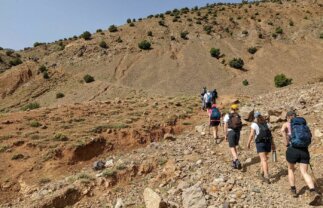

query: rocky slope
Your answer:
[0,0,323,110]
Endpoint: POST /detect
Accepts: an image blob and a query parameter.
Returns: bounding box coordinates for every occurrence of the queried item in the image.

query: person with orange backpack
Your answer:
[208,104,221,144]
[224,104,243,169]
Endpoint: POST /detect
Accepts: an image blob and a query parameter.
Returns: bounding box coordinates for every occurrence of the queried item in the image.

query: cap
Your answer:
[231,104,239,110]
[254,111,261,118]
[287,111,296,117]
[212,104,217,108]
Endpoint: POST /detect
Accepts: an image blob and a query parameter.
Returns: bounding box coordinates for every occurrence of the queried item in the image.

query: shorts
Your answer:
[210,120,220,127]
[256,142,272,153]
[205,102,212,109]
[286,146,310,164]
[227,130,240,148]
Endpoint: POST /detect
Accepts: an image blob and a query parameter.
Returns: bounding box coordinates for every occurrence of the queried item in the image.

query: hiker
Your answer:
[224,104,243,169]
[281,111,321,204]
[204,90,213,110]
[200,87,207,110]
[247,111,275,184]
[211,89,218,104]
[208,104,221,143]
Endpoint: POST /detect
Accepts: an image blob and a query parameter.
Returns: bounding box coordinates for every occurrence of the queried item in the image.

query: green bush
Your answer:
[38,65,47,73]
[180,31,189,39]
[210,48,221,58]
[289,20,294,26]
[275,27,283,34]
[0,47,3,50]
[56,92,65,99]
[242,79,249,86]
[83,74,95,83]
[9,58,22,66]
[109,25,118,32]
[33,42,45,47]
[170,36,176,41]
[12,154,24,160]
[147,31,153,36]
[96,29,103,33]
[204,25,213,34]
[248,47,257,54]
[99,40,108,48]
[43,71,49,79]
[81,31,91,40]
[127,18,132,23]
[129,22,135,27]
[0,56,3,63]
[242,30,248,35]
[116,37,123,43]
[53,133,68,141]
[158,20,165,26]
[6,50,14,56]
[138,40,151,50]
[30,120,41,127]
[320,33,323,39]
[229,58,244,69]
[274,74,292,88]
[21,103,40,111]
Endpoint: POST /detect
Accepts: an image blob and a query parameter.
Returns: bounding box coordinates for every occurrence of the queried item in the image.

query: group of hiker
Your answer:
[200,87,321,205]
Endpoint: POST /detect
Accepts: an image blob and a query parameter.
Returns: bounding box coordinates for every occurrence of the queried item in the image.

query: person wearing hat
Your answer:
[208,104,221,143]
[281,111,321,203]
[247,111,275,184]
[224,104,243,169]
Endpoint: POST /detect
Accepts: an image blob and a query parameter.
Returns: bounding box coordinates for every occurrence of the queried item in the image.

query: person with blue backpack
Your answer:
[208,104,221,144]
[281,111,321,205]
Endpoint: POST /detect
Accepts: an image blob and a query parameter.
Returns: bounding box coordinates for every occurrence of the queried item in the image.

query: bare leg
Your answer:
[214,126,218,139]
[230,147,238,160]
[288,163,296,187]
[259,152,269,178]
[299,163,315,189]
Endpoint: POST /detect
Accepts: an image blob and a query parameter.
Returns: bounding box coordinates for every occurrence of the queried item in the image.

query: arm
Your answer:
[224,122,228,140]
[247,127,255,149]
[280,123,289,147]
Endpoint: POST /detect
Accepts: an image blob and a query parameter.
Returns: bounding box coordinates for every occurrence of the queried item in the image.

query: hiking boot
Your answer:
[308,191,321,206]
[290,188,298,198]
[232,160,237,169]
[261,176,271,184]
[235,159,242,170]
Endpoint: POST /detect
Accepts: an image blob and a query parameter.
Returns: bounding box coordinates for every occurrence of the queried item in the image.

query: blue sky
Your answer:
[0,0,240,50]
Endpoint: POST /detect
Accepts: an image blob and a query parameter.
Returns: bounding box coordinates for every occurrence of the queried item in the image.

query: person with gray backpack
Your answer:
[281,111,321,205]
[247,111,275,184]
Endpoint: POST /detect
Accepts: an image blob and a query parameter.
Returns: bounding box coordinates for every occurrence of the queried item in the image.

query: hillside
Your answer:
[0,0,322,111]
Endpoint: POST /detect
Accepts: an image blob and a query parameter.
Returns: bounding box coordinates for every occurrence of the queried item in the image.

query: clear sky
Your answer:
[0,0,240,50]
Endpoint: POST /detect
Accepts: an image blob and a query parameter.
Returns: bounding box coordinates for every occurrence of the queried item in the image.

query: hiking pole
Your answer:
[309,163,319,188]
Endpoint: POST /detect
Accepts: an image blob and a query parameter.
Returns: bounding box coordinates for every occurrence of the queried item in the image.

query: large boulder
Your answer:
[143,188,168,208]
[182,183,207,208]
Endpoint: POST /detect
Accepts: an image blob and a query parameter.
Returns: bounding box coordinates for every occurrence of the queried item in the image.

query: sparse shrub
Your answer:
[81,31,91,40]
[229,58,244,69]
[242,79,249,86]
[9,58,22,66]
[272,33,278,39]
[138,40,151,50]
[6,50,14,56]
[210,48,221,58]
[116,37,123,43]
[147,31,153,36]
[12,154,24,160]
[56,92,65,99]
[258,33,263,39]
[53,133,68,141]
[320,33,323,39]
[275,27,283,34]
[158,20,165,26]
[99,40,108,49]
[129,22,135,27]
[83,74,95,83]
[242,30,248,35]
[33,42,45,47]
[21,102,40,111]
[38,65,47,73]
[147,15,153,18]
[39,178,51,185]
[0,47,3,50]
[0,56,3,63]
[30,120,41,128]
[96,29,102,33]
[304,16,308,20]
[170,36,176,41]
[127,18,131,23]
[289,20,294,26]
[102,168,117,178]
[268,21,273,26]
[274,74,292,88]
[43,71,49,79]
[109,25,118,32]
[180,31,189,40]
[248,47,257,54]
[204,25,213,35]
[196,20,202,24]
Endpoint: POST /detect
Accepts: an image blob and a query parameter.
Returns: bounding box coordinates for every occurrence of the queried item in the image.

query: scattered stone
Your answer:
[182,183,207,208]
[143,188,168,208]
[314,129,323,138]
[164,133,177,141]
[115,198,124,208]
[105,159,114,168]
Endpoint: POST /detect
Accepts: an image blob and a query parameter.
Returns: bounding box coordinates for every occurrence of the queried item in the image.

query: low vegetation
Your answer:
[138,40,151,50]
[248,47,257,54]
[53,133,68,141]
[229,58,244,69]
[109,25,118,32]
[274,74,292,88]
[21,103,40,111]
[210,48,221,58]
[242,79,249,86]
[81,31,91,40]
[99,40,108,49]
[56,92,65,99]
[9,58,22,66]
[83,74,95,83]
[180,31,189,39]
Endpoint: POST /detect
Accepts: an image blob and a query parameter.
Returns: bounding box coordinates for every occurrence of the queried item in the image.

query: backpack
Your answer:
[228,113,242,131]
[255,123,272,143]
[290,117,312,148]
[92,160,105,171]
[210,108,221,121]
[212,90,218,99]
[206,93,212,104]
